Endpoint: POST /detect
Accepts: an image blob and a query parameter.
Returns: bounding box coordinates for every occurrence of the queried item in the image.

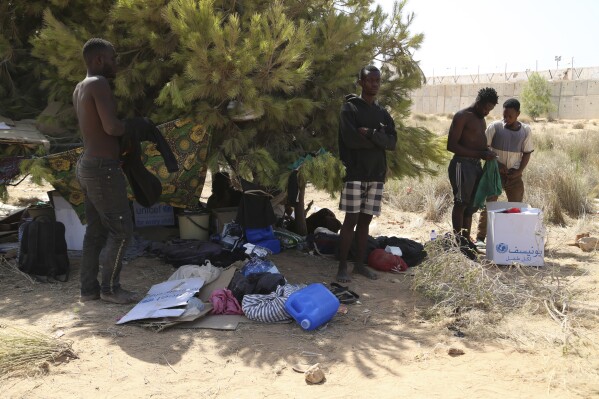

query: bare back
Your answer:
[447,106,488,158]
[73,76,123,160]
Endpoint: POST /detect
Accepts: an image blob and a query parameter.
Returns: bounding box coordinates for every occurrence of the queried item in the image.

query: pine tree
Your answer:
[29,0,176,127]
[0,2,48,119]
[22,0,444,234]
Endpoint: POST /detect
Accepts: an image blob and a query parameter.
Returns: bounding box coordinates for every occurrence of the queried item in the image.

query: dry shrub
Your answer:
[560,130,599,164]
[413,237,528,314]
[552,173,592,215]
[546,194,567,225]
[422,184,451,222]
[572,122,585,129]
[386,174,452,222]
[411,237,589,344]
[532,129,556,151]
[409,114,451,135]
[519,115,533,124]
[0,324,76,379]
[525,150,594,224]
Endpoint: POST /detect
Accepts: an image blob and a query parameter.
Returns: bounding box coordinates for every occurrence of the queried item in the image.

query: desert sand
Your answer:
[1,175,599,399]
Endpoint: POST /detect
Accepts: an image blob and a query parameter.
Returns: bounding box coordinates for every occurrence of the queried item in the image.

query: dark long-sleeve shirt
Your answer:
[338,94,397,182]
[119,118,179,207]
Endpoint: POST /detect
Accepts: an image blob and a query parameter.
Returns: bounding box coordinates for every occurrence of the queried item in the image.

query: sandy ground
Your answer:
[1,177,599,398]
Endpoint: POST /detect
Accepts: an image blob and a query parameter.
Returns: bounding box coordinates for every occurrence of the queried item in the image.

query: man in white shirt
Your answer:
[475,98,534,246]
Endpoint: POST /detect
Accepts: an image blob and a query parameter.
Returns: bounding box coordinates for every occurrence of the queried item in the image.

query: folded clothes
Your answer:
[210,288,243,315]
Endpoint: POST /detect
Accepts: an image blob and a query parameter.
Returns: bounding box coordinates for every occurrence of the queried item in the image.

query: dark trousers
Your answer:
[476,174,525,240]
[76,158,133,295]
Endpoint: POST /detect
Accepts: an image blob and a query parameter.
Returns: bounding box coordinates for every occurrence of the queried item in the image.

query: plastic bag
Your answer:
[221,222,244,250]
[241,257,279,277]
[242,243,272,258]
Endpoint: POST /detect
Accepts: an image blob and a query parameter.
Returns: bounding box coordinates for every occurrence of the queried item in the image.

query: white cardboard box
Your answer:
[50,192,86,251]
[133,202,175,227]
[486,204,546,266]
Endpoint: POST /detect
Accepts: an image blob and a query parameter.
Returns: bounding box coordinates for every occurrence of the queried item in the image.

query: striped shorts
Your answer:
[339,181,384,216]
[448,156,483,207]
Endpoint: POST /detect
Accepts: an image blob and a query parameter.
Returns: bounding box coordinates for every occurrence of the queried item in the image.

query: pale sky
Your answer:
[376,0,599,77]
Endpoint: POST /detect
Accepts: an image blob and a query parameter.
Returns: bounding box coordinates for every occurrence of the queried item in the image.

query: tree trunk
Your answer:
[294,183,307,236]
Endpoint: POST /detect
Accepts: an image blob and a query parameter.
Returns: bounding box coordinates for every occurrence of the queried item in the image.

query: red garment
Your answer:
[209,288,244,315]
[504,207,521,213]
[367,249,409,272]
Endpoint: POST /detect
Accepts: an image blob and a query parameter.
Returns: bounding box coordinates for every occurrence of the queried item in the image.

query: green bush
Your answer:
[521,72,556,121]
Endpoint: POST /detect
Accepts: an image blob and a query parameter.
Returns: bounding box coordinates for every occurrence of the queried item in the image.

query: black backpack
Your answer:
[381,237,426,267]
[227,270,286,303]
[18,216,70,282]
[161,239,223,267]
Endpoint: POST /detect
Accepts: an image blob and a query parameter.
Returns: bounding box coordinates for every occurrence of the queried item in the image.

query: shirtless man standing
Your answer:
[447,87,498,257]
[73,38,154,304]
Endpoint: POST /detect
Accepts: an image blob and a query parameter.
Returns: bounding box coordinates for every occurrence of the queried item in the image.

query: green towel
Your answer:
[473,159,502,209]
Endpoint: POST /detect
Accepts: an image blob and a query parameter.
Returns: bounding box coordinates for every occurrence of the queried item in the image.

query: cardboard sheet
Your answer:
[176,265,253,330]
[50,191,86,250]
[198,265,237,302]
[117,277,205,324]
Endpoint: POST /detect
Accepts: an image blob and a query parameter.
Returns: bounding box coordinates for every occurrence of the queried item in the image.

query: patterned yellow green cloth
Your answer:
[46,118,210,223]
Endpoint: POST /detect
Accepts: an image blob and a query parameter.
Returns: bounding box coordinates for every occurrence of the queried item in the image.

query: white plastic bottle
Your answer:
[430,229,437,241]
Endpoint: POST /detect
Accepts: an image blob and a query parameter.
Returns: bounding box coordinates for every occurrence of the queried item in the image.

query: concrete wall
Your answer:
[410,79,599,119]
[425,66,599,85]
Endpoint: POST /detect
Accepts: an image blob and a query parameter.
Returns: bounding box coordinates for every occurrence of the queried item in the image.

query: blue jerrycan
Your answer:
[285,283,340,330]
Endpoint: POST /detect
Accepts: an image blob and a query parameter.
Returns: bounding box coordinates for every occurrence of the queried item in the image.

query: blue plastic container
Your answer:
[255,238,281,254]
[285,283,340,331]
[246,226,275,243]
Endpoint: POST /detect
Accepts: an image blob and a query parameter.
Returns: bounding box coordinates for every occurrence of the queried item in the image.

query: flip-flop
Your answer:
[328,283,360,304]
[329,282,350,296]
[330,282,348,292]
[337,291,359,304]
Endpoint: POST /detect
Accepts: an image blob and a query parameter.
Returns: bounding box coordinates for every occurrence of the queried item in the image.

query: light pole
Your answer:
[555,55,561,70]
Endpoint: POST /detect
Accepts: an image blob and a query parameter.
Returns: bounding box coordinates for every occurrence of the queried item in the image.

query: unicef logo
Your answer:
[496,243,508,253]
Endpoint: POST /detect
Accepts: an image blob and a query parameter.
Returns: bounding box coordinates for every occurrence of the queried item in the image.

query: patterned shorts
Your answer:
[339,181,384,216]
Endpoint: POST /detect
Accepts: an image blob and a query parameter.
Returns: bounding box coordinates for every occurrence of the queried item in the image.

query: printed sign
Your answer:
[133,202,175,227]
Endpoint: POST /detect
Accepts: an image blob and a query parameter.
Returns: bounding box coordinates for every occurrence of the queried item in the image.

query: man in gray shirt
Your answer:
[475,98,534,246]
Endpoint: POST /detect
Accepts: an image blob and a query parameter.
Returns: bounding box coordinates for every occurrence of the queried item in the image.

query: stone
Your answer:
[304,363,326,384]
[447,348,465,357]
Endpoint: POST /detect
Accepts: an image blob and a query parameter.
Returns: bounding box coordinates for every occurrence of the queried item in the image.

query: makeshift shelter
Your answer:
[0,116,52,202]
[44,118,211,223]
[0,118,50,152]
